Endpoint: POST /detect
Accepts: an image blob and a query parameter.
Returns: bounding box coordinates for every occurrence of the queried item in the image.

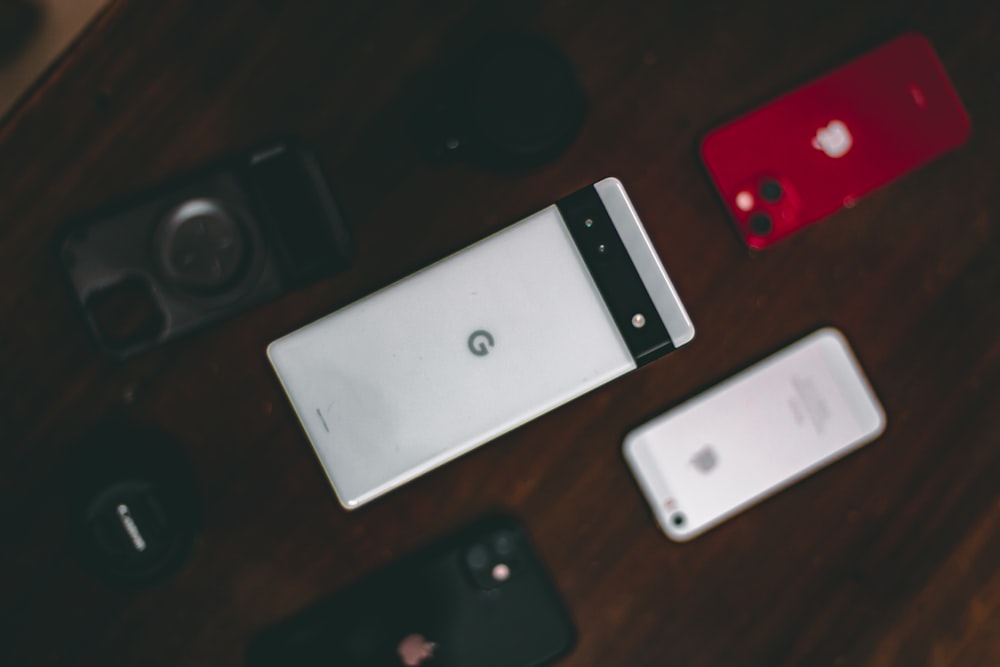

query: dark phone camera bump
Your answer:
[154,198,250,294]
[465,537,518,590]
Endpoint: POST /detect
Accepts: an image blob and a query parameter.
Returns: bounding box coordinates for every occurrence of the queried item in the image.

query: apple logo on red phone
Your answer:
[812,120,853,158]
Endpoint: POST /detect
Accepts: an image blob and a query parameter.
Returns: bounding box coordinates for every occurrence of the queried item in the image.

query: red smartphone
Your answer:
[700,33,971,249]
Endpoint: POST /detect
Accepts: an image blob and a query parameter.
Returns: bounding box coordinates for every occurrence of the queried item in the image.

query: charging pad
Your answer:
[415,33,586,169]
[66,422,201,588]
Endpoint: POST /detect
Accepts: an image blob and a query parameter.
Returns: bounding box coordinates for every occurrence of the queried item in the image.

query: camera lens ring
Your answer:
[671,512,687,528]
[465,544,490,570]
[748,213,773,236]
[154,198,251,294]
[760,180,782,202]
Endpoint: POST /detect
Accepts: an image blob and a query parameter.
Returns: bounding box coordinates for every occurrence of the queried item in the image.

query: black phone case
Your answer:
[247,515,575,667]
[57,139,352,359]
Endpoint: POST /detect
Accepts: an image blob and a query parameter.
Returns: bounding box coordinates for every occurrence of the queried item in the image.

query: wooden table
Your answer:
[2,1,998,665]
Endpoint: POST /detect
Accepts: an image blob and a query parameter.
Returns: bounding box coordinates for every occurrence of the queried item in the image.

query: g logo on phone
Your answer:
[467,330,495,356]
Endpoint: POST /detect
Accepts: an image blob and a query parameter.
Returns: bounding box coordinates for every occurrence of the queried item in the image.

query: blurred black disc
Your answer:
[65,422,201,589]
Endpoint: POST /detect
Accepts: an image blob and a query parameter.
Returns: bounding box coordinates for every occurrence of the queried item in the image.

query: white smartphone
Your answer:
[623,328,885,542]
[269,178,694,509]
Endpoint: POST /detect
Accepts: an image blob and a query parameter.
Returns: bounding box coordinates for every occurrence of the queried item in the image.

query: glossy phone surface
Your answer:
[701,33,971,249]
[247,516,575,667]
[624,329,885,541]
[268,178,693,509]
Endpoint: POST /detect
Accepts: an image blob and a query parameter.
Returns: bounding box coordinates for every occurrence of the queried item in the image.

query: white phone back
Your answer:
[624,328,885,541]
[270,179,693,508]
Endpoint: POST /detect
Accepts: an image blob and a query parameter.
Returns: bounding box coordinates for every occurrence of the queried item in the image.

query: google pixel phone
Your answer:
[269,179,694,508]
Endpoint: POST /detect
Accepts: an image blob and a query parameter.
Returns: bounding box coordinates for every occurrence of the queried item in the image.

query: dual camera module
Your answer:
[736,178,785,237]
[464,530,521,591]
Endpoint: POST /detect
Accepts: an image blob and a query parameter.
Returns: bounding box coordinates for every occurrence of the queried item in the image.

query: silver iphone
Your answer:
[624,328,885,541]
[269,178,694,508]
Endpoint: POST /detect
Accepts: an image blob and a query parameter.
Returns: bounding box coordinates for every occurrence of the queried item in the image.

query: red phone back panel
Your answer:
[700,33,971,249]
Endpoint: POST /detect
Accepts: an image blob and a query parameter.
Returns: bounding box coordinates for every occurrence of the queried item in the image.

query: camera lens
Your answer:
[749,213,773,236]
[155,198,249,293]
[671,512,686,528]
[493,532,515,556]
[465,544,489,570]
[86,278,166,349]
[760,180,782,202]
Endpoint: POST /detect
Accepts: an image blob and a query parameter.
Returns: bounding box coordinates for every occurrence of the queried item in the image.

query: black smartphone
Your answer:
[247,515,575,667]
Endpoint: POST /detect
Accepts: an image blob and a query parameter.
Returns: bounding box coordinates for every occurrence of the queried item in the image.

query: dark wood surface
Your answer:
[2,1,998,665]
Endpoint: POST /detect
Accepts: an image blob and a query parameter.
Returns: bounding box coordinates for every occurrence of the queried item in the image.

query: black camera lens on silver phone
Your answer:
[760,180,782,202]
[749,213,773,236]
[671,512,686,528]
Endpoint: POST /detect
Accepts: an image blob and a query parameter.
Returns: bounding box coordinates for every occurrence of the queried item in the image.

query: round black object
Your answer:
[760,180,783,202]
[416,34,586,169]
[154,197,250,294]
[65,422,201,588]
[671,512,687,528]
[749,213,773,236]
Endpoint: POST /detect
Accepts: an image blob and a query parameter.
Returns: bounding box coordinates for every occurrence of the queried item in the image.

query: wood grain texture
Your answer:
[1,0,997,665]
